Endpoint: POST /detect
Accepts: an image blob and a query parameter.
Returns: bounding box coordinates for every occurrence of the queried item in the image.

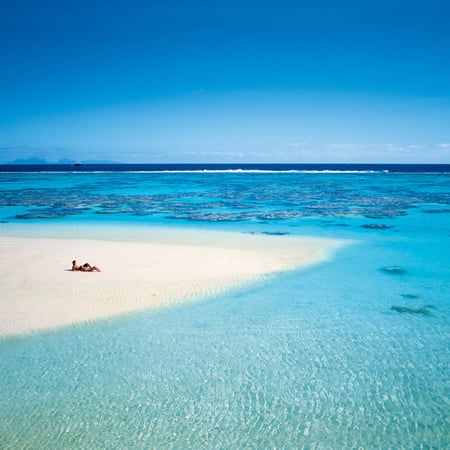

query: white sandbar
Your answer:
[0,226,345,337]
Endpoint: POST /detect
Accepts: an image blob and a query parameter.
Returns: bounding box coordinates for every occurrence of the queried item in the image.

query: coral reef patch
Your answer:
[391,306,434,316]
[379,266,407,275]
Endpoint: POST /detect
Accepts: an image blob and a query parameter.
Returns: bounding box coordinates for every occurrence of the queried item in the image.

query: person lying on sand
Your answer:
[72,260,101,272]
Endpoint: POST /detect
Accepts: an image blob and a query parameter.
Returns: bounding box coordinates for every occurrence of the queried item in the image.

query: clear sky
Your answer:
[1,0,449,163]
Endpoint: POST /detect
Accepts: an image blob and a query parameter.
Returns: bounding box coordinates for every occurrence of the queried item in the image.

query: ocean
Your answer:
[0,164,449,448]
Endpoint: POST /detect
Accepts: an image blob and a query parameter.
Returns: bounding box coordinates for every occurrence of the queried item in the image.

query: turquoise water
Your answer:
[0,170,449,448]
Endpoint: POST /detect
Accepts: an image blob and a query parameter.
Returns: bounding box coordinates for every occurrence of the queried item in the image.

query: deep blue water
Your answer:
[0,166,449,448]
[1,162,449,173]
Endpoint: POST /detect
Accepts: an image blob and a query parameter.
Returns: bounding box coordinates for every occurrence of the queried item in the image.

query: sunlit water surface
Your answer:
[0,168,449,448]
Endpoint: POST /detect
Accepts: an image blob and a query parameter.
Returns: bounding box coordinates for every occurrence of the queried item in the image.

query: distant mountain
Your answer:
[6,157,51,164]
[5,158,119,165]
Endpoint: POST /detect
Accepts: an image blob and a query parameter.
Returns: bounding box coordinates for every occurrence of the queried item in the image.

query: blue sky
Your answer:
[1,0,449,163]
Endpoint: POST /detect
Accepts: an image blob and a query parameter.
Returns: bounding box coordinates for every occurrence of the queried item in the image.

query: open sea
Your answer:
[0,163,449,449]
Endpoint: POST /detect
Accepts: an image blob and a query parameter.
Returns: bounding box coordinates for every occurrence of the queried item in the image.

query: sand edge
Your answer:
[0,230,346,336]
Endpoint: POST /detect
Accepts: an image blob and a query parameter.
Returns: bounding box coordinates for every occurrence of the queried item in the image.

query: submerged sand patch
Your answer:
[0,228,345,336]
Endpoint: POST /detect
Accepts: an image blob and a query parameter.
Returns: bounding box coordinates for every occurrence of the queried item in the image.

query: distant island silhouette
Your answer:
[5,158,117,165]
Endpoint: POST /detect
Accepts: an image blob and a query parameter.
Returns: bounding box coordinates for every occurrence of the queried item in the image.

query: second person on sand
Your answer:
[72,260,101,272]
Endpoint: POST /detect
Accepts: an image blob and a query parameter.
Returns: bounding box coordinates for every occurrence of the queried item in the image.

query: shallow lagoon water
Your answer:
[0,167,449,448]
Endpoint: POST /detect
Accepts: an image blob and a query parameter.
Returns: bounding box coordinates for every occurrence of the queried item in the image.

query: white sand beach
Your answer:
[0,227,344,337]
